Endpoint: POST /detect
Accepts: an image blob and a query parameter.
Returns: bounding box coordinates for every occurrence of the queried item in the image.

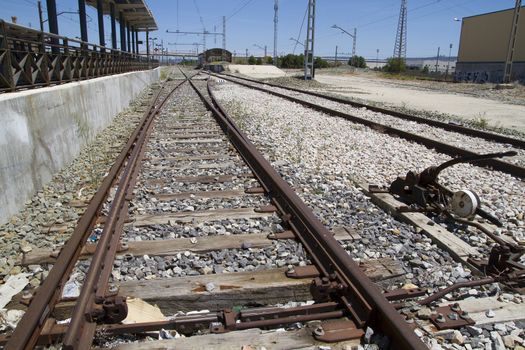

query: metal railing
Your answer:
[0,20,158,92]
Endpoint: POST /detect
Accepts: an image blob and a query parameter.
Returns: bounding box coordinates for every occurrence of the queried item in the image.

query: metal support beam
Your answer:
[222,16,226,50]
[78,0,88,42]
[146,29,150,63]
[304,0,316,80]
[38,1,44,32]
[503,0,521,83]
[110,2,117,50]
[352,27,357,57]
[273,0,278,65]
[131,26,136,54]
[119,13,126,51]
[127,23,131,53]
[46,0,59,53]
[135,30,139,54]
[96,0,105,50]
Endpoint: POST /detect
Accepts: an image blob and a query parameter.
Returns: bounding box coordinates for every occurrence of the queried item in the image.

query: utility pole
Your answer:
[435,46,440,73]
[222,16,226,50]
[246,48,249,63]
[304,0,316,80]
[273,0,279,65]
[352,28,357,57]
[37,1,44,32]
[331,25,356,58]
[503,0,521,83]
[445,43,453,79]
[393,0,408,60]
[335,45,338,66]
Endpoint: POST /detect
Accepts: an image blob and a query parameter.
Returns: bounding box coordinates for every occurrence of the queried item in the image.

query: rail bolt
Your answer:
[436,313,446,323]
[313,326,325,337]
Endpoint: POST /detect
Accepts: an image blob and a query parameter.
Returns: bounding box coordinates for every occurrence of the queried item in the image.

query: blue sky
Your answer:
[0,0,518,58]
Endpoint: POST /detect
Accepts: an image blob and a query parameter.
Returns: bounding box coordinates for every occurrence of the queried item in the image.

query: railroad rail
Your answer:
[3,73,186,349]
[0,68,430,349]
[218,72,525,150]
[2,68,523,349]
[209,72,525,180]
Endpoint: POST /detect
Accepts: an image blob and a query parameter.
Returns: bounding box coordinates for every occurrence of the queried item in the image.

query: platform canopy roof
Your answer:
[85,0,157,31]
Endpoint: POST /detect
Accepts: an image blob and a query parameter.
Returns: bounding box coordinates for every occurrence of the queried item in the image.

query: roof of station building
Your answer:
[85,0,157,31]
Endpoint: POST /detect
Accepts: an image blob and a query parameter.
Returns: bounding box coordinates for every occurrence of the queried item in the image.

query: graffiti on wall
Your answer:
[454,70,492,83]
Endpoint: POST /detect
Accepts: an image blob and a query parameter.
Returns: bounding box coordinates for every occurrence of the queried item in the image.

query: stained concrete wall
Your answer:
[0,68,160,225]
[455,62,525,83]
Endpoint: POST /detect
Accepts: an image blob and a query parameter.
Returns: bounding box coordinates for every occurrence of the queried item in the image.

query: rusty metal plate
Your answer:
[313,319,364,343]
[254,205,277,213]
[267,231,296,240]
[429,305,475,330]
[245,187,266,194]
[383,288,427,301]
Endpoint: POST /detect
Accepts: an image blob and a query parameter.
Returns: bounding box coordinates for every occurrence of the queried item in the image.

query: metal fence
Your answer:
[0,20,158,92]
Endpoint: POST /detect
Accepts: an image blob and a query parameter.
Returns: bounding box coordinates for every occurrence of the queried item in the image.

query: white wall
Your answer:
[0,68,160,224]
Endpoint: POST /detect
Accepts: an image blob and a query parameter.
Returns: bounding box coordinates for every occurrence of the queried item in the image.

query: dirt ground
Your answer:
[311,70,525,133]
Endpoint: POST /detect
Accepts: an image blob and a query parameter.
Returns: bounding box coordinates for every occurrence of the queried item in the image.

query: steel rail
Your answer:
[4,81,166,350]
[62,79,189,350]
[209,73,525,180]
[182,72,427,349]
[5,74,193,350]
[219,72,525,150]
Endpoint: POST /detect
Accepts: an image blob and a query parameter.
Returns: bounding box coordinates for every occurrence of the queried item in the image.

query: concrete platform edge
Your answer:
[0,68,161,225]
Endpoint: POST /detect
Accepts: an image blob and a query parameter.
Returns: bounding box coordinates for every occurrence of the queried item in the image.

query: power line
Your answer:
[357,0,442,29]
[293,5,308,54]
[193,0,206,30]
[226,0,256,21]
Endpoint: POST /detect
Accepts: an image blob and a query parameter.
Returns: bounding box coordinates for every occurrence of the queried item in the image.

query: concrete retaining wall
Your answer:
[0,68,160,224]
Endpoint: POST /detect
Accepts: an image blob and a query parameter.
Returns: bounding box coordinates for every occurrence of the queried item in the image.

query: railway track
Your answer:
[210,72,525,180]
[1,68,524,349]
[216,73,525,150]
[4,69,426,349]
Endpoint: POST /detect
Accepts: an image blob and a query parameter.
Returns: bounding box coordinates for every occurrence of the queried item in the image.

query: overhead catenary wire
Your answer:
[293,4,308,54]
[226,0,257,21]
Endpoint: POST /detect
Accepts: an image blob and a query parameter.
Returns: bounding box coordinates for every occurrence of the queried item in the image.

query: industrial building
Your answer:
[197,48,233,66]
[455,5,524,83]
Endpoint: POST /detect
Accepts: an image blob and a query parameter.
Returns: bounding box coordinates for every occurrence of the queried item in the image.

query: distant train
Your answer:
[197,48,232,67]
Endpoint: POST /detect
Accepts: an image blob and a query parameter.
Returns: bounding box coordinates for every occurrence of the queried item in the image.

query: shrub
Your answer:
[314,57,329,69]
[348,55,366,68]
[248,55,256,65]
[383,57,406,73]
[256,57,263,65]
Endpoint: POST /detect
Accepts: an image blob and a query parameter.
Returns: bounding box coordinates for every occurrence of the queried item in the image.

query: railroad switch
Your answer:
[373,151,523,253]
[373,151,525,293]
[384,151,516,227]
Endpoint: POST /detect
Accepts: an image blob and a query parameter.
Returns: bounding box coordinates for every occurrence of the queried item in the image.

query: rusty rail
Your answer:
[219,72,525,150]
[184,72,428,349]
[212,73,525,179]
[4,75,190,350]
[5,69,425,348]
